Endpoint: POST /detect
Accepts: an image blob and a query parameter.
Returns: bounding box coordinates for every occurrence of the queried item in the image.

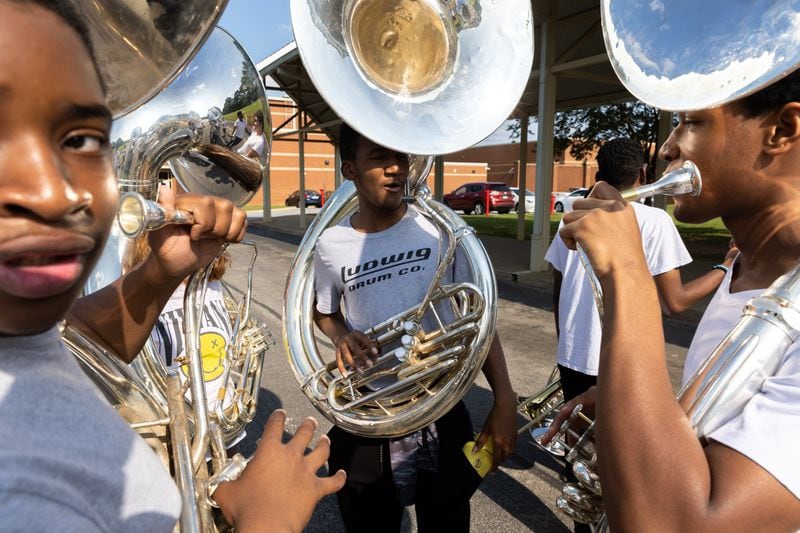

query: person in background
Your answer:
[124,221,246,450]
[237,109,266,159]
[227,110,247,149]
[546,138,735,403]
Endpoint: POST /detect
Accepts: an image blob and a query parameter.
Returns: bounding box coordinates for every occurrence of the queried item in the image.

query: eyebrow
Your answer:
[63,103,113,124]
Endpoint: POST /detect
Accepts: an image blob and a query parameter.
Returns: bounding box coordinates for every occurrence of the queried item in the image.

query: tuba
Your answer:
[521,0,800,529]
[59,2,271,530]
[282,0,534,436]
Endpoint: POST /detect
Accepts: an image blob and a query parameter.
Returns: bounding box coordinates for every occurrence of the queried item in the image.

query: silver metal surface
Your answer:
[283,179,498,436]
[679,261,800,437]
[70,0,227,116]
[112,27,269,207]
[602,0,800,111]
[62,5,271,529]
[290,0,534,155]
[117,192,195,237]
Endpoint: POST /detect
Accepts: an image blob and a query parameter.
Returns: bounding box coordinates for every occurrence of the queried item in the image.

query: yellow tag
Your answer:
[462,437,493,478]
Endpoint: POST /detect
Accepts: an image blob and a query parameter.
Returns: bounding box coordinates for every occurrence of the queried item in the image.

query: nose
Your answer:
[385,152,408,174]
[0,136,92,220]
[659,131,678,162]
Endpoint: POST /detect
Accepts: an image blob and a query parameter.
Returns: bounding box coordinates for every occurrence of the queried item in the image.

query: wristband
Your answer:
[711,264,729,274]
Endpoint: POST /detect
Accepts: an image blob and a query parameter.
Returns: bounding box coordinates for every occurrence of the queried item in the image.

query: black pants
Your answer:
[558,365,597,403]
[327,401,482,533]
[558,365,597,533]
[226,136,243,149]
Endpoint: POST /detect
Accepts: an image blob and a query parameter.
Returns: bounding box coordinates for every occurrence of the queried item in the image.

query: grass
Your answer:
[462,205,732,262]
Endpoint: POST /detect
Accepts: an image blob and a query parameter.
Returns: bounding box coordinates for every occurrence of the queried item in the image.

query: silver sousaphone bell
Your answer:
[283,0,534,437]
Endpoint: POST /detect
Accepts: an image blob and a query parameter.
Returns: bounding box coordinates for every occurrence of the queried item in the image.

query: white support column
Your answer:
[652,110,673,210]
[299,111,307,228]
[530,2,557,272]
[434,156,445,201]
[516,115,529,240]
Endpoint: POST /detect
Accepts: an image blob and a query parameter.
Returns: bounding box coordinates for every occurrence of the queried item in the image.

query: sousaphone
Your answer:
[283,0,534,437]
[60,2,271,530]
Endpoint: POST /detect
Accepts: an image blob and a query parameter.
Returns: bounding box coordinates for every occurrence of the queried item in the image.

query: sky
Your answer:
[217,0,520,146]
[219,0,293,64]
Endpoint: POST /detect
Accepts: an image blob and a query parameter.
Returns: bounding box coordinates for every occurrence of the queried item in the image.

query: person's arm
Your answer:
[552,269,562,337]
[212,410,346,532]
[66,188,247,362]
[474,333,518,471]
[653,249,736,315]
[558,183,800,531]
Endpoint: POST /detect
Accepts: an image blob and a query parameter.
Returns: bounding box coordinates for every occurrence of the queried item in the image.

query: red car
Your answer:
[443,182,515,214]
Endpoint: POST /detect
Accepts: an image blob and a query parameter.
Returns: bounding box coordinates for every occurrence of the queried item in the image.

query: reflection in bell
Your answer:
[345,0,456,95]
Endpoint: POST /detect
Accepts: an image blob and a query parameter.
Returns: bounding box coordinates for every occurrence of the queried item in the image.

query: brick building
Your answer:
[244,97,598,208]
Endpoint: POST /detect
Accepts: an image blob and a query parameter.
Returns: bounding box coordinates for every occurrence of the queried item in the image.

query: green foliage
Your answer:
[222,60,260,115]
[553,101,660,161]
[506,101,664,176]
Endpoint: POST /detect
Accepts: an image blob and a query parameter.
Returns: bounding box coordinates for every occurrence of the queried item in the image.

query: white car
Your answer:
[509,187,535,213]
[553,188,590,213]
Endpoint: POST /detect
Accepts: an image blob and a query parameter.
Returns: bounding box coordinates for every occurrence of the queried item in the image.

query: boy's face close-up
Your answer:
[0,3,117,335]
[345,137,410,214]
[660,105,768,225]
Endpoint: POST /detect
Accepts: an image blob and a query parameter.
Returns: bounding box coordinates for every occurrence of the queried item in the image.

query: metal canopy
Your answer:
[258,0,629,145]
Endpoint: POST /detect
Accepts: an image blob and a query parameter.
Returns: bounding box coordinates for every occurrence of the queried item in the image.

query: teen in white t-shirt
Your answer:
[546,201,692,376]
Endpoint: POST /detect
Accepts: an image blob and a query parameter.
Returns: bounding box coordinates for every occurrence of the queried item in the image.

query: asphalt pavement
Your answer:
[216,207,705,532]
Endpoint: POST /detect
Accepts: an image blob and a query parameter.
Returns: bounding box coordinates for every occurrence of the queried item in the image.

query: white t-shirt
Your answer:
[150,281,235,412]
[682,268,800,499]
[237,133,265,158]
[233,117,247,139]
[545,202,692,375]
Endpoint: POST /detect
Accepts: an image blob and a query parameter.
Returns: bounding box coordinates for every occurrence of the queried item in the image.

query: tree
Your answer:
[506,100,665,181]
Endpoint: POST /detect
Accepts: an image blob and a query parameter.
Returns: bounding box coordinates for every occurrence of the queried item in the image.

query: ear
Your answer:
[765,102,800,156]
[341,160,357,182]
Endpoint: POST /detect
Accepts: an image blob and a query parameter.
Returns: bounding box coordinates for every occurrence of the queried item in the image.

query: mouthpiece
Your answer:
[620,160,701,203]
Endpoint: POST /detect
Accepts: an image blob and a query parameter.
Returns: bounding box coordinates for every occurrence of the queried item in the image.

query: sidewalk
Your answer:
[248,211,715,327]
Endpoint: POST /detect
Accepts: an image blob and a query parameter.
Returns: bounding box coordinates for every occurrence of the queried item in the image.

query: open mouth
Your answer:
[384,180,404,192]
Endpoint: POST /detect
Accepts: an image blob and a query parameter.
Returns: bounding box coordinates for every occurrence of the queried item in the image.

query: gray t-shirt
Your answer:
[314,204,468,334]
[0,328,181,532]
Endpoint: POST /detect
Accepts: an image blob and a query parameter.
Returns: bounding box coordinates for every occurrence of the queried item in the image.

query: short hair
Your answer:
[338,122,364,162]
[12,0,99,75]
[237,111,244,119]
[736,69,800,117]
[595,138,644,190]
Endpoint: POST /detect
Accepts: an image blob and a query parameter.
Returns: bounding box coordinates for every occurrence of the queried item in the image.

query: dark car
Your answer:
[442,182,515,214]
[285,189,323,208]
